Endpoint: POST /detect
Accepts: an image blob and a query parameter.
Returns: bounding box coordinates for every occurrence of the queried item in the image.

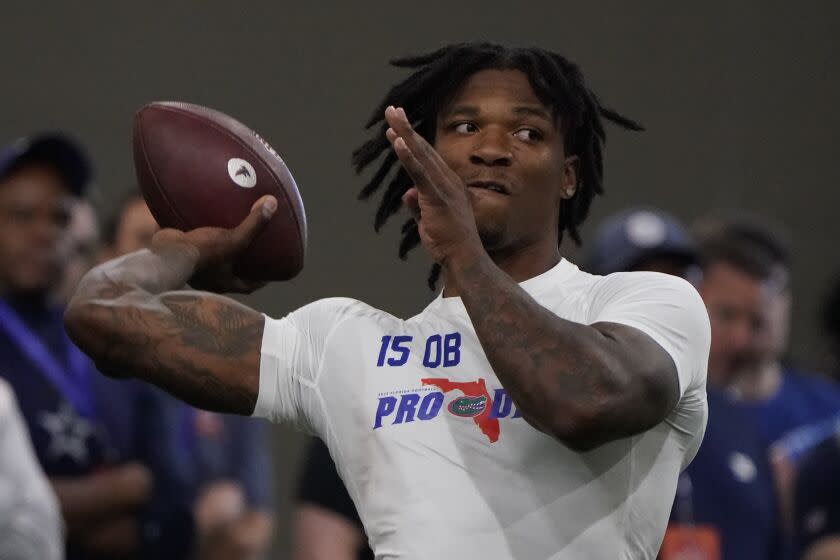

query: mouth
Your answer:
[466,180,510,195]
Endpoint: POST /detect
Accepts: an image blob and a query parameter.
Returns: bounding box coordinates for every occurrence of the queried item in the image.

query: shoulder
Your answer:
[590,270,701,301]
[585,271,711,397]
[261,297,396,357]
[287,297,384,323]
[265,297,387,334]
[587,271,709,330]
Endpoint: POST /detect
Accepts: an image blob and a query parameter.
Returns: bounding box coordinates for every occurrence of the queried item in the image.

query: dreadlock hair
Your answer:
[351,42,643,290]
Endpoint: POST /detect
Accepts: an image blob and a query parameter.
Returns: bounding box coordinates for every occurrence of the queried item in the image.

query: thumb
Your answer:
[402,187,420,221]
[231,195,277,248]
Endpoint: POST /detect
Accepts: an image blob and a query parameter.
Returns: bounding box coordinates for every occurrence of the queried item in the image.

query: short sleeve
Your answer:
[252,298,361,432]
[588,272,711,398]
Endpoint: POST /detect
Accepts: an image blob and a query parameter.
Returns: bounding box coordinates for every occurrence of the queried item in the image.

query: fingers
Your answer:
[384,106,429,162]
[231,277,268,294]
[384,106,447,194]
[385,106,412,139]
[231,195,277,248]
[402,187,420,220]
[391,136,437,192]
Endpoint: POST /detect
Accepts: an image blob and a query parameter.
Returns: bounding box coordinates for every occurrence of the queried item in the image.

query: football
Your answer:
[132,101,306,281]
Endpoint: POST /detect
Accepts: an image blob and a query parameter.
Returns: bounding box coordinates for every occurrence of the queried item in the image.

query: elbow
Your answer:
[541,369,632,452]
[517,392,617,452]
[545,404,615,452]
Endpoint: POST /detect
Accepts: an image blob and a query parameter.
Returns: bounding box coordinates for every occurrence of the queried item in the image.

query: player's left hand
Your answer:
[384,106,484,266]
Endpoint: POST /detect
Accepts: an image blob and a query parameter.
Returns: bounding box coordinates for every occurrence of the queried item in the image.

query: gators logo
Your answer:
[448,395,488,417]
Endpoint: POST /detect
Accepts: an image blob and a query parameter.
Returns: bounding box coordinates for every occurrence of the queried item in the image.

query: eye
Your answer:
[453,122,479,134]
[513,128,543,142]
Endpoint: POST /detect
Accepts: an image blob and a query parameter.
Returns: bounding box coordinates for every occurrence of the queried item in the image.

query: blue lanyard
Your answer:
[0,299,95,419]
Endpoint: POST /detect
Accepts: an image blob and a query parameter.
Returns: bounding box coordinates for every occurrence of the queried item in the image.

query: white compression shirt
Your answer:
[255,259,710,559]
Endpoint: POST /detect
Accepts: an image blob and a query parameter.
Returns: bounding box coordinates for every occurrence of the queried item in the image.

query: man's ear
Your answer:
[562,155,579,199]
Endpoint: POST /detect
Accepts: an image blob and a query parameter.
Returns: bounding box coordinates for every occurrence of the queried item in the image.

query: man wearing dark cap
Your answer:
[586,208,783,560]
[585,207,699,279]
[0,134,190,560]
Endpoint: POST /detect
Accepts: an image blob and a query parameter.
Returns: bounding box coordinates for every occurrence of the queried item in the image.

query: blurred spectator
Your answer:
[776,275,840,559]
[586,208,782,560]
[696,218,840,536]
[0,133,190,559]
[585,207,699,279]
[294,438,372,560]
[793,427,840,559]
[54,199,100,306]
[100,190,158,259]
[822,274,840,381]
[103,191,275,560]
[0,377,63,560]
[695,217,840,447]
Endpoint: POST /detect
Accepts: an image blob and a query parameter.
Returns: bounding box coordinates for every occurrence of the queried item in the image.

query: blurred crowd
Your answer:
[1,130,839,560]
[0,134,274,559]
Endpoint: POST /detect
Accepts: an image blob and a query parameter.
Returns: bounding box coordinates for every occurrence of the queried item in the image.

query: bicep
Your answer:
[69,289,265,415]
[585,273,710,437]
[591,321,680,433]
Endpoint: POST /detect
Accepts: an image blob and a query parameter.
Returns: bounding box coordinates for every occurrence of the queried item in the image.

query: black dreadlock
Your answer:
[352,42,642,290]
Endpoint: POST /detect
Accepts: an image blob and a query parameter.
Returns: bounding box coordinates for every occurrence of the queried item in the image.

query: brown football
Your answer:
[132,101,306,281]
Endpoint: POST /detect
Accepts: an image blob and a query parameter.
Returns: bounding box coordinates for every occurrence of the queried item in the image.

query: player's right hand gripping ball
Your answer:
[133,101,307,281]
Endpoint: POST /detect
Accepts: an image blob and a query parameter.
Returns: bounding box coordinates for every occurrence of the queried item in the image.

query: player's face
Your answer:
[434,69,576,252]
[0,166,72,295]
[112,198,159,257]
[699,262,775,385]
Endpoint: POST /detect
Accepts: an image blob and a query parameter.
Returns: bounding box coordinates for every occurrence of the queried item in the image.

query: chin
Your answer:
[476,226,507,253]
[12,272,60,297]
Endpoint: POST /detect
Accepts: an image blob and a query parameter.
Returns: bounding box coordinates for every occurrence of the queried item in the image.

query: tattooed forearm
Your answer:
[444,253,677,449]
[164,294,264,356]
[65,250,265,415]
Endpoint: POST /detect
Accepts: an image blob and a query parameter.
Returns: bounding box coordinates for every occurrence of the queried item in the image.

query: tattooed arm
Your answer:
[65,196,277,414]
[444,253,682,451]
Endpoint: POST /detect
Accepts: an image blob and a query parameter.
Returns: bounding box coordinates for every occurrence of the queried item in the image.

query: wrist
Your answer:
[441,239,492,288]
[150,236,201,268]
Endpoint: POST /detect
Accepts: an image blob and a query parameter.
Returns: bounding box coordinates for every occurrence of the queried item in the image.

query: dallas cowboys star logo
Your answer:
[39,403,93,464]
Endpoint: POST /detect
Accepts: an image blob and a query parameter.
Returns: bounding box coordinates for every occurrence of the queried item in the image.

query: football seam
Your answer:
[152,104,305,257]
[135,111,196,232]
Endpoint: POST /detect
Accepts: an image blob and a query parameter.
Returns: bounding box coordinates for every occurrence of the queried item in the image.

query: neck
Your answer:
[441,238,561,298]
[0,284,49,308]
[729,361,783,401]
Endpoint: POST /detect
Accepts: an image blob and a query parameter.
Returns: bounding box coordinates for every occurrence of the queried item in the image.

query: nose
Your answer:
[727,318,764,361]
[31,216,63,249]
[469,129,512,167]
